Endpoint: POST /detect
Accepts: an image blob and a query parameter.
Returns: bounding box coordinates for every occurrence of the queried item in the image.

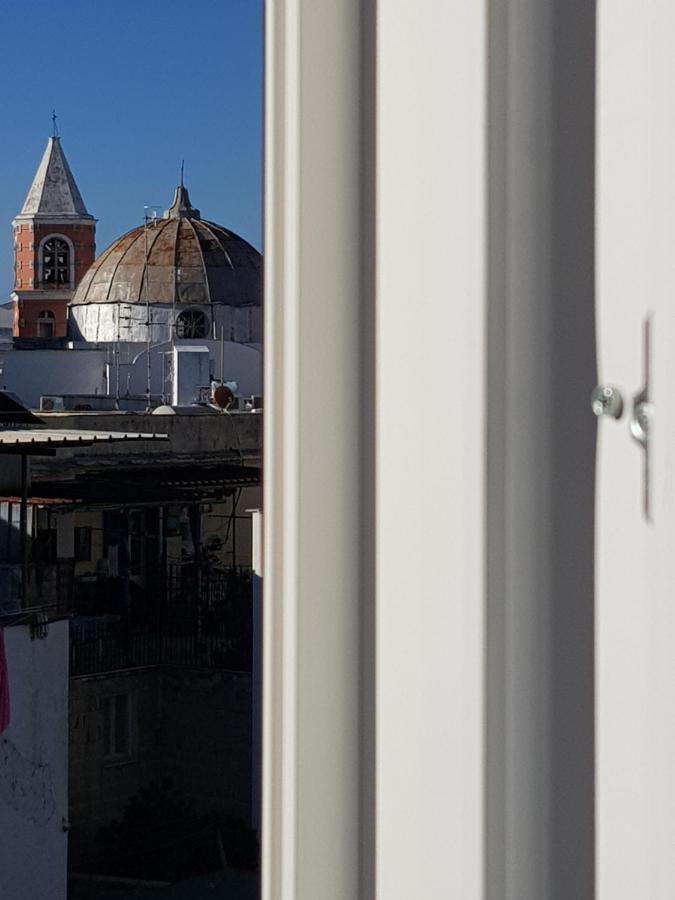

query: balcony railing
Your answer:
[0,561,75,614]
[70,568,253,676]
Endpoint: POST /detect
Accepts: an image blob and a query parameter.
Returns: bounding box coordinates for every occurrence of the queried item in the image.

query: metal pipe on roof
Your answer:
[20,454,27,606]
[144,209,152,411]
[0,429,166,450]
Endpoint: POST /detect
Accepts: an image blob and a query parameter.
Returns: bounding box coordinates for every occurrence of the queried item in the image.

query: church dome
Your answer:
[70,186,261,309]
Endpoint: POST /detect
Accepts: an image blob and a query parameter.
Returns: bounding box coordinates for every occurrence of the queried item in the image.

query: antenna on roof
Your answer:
[52,109,59,138]
[144,206,153,411]
[180,159,185,187]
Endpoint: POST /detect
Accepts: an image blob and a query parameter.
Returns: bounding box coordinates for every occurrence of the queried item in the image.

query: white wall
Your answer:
[71,302,262,345]
[0,348,107,408]
[0,621,69,900]
[0,340,261,408]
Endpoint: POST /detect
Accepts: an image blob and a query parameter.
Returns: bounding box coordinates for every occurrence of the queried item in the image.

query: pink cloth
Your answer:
[0,629,10,733]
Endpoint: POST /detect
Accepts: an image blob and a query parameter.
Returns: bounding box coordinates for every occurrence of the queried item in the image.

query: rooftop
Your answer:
[0,428,165,453]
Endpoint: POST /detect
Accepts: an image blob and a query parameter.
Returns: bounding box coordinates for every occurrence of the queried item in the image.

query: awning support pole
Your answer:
[20,454,28,607]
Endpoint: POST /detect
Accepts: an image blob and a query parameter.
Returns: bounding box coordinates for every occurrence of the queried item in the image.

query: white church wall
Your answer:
[0,339,260,409]
[70,302,262,345]
[0,621,69,900]
[69,303,117,343]
[0,348,107,408]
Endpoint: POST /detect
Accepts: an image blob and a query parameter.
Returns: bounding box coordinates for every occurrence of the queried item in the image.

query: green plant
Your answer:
[95,778,258,881]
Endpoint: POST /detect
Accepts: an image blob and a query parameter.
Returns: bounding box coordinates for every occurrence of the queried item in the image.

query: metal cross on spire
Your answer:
[180,159,185,187]
[52,109,59,138]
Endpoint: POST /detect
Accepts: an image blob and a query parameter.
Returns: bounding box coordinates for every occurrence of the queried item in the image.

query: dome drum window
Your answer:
[175,309,210,339]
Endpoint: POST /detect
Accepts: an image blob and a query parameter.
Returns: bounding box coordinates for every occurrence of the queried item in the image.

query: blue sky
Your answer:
[0,0,263,298]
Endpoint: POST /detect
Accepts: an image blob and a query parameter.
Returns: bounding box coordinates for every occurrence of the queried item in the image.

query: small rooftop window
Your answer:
[37,309,55,338]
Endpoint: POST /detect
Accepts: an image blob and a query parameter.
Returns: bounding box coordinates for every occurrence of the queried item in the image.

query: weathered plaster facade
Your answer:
[68,668,252,872]
[0,622,69,899]
[70,300,261,345]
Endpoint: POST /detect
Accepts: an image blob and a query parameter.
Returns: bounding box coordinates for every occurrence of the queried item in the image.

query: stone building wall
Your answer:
[68,668,163,872]
[68,667,252,874]
[159,668,252,822]
[13,222,96,293]
[13,221,96,339]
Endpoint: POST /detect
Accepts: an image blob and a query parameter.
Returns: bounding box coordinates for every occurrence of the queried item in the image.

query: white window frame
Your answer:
[264,1,486,898]
[263,2,596,898]
[102,692,135,764]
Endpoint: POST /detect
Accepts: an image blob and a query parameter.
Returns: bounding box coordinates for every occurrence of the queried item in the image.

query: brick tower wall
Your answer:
[13,222,96,338]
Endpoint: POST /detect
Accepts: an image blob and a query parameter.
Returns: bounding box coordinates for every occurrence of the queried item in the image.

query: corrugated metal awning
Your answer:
[0,496,73,505]
[29,461,260,506]
[0,429,167,452]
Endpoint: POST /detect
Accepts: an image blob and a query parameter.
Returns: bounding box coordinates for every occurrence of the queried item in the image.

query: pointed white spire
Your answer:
[18,137,92,219]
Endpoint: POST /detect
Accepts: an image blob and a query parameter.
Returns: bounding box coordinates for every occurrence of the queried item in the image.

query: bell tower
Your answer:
[11,130,96,340]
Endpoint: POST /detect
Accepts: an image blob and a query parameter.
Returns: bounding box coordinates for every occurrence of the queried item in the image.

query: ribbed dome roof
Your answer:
[71,187,261,308]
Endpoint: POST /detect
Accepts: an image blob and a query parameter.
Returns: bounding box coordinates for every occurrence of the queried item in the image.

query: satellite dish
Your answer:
[212,384,235,410]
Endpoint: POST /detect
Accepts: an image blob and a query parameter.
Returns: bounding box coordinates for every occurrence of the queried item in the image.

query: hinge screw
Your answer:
[591,384,624,419]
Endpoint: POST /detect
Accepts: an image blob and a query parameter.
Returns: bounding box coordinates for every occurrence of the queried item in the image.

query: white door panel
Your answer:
[597,3,675,895]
